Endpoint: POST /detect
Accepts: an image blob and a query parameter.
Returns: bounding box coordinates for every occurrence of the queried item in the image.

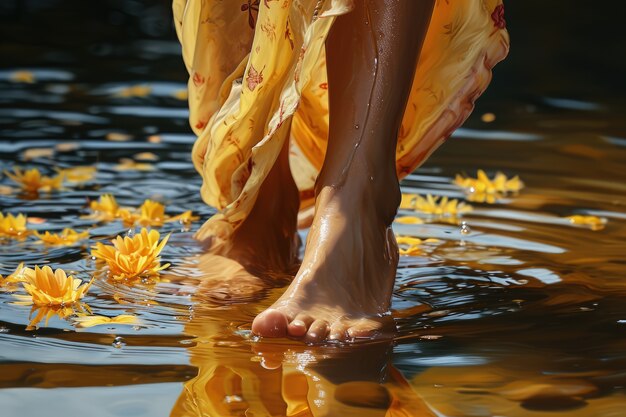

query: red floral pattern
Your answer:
[491,4,506,29]
[246,64,264,91]
[192,72,205,87]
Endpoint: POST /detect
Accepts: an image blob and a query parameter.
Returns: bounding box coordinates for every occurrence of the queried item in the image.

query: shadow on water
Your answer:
[1,1,626,416]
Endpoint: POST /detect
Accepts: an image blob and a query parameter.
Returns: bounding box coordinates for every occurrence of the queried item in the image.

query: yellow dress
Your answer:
[173,0,509,245]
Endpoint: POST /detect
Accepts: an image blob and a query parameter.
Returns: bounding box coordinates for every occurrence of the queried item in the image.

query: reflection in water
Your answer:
[1,1,626,416]
[171,298,435,417]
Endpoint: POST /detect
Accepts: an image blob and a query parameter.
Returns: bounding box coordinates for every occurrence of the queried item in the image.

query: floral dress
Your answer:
[173,0,509,245]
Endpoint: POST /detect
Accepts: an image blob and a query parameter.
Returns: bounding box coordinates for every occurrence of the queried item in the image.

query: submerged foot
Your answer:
[252,180,400,343]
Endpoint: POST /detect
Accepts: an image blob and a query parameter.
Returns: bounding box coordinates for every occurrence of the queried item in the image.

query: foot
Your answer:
[203,142,301,276]
[252,177,400,343]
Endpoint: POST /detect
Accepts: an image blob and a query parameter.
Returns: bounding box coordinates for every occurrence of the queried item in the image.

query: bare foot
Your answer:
[252,179,400,343]
[204,140,301,277]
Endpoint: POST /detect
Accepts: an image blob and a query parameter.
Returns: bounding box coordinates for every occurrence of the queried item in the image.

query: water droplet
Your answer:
[112,336,126,348]
[460,221,471,235]
[125,228,135,237]
[354,124,359,129]
[369,176,374,181]
[0,326,9,333]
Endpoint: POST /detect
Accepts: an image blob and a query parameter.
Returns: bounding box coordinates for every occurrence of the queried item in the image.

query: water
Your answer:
[1,1,626,416]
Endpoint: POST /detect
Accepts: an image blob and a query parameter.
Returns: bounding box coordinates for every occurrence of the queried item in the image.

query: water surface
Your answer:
[1,2,626,416]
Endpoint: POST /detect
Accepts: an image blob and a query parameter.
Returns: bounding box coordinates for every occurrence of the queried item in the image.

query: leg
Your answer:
[213,137,301,276]
[252,0,435,341]
[191,137,300,303]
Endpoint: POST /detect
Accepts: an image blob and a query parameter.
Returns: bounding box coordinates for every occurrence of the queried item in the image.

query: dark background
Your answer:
[1,0,625,100]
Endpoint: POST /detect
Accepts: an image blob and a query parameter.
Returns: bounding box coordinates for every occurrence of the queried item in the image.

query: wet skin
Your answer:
[247,0,437,342]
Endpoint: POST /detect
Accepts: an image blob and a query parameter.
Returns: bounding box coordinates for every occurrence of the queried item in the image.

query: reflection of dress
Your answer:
[173,0,509,244]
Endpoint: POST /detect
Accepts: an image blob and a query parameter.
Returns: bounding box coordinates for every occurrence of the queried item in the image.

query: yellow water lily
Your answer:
[566,215,607,231]
[115,85,152,98]
[172,89,188,100]
[400,194,472,224]
[23,148,54,160]
[0,213,29,239]
[20,266,93,306]
[35,228,89,246]
[168,210,200,226]
[1,262,26,288]
[73,314,140,328]
[395,216,424,225]
[396,236,425,256]
[4,167,64,194]
[106,132,132,142]
[138,200,167,226]
[114,158,154,171]
[91,228,170,281]
[57,166,96,183]
[402,194,473,216]
[117,200,164,227]
[88,194,121,221]
[119,199,199,227]
[395,236,440,256]
[454,170,524,203]
[10,70,35,83]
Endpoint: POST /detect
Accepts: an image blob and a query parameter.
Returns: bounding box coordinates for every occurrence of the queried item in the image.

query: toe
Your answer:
[287,313,314,338]
[252,308,289,338]
[305,319,329,344]
[329,322,349,341]
[346,319,394,340]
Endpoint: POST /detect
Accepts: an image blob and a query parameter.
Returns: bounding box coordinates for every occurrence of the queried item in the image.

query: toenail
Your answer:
[292,320,305,327]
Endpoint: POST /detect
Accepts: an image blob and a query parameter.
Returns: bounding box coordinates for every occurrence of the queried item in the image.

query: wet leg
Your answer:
[252,0,435,341]
[212,137,301,277]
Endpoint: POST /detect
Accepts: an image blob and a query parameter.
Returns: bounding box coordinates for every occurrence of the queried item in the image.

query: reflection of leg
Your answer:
[211,137,301,276]
[252,0,435,342]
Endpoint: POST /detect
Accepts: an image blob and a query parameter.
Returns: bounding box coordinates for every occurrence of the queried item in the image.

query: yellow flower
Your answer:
[115,85,152,98]
[117,208,140,225]
[23,147,54,160]
[114,158,154,171]
[1,262,26,288]
[35,228,89,246]
[395,216,424,225]
[91,228,170,281]
[566,215,606,231]
[137,200,167,227]
[400,194,472,224]
[106,132,133,142]
[167,210,200,226]
[4,167,64,193]
[396,236,425,256]
[0,213,29,239]
[73,314,140,328]
[396,236,440,256]
[172,89,188,100]
[57,166,96,183]
[134,152,159,161]
[20,266,93,306]
[10,70,35,83]
[89,194,121,221]
[454,170,524,203]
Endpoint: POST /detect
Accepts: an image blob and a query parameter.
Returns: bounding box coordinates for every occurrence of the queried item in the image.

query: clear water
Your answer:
[1,2,626,416]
